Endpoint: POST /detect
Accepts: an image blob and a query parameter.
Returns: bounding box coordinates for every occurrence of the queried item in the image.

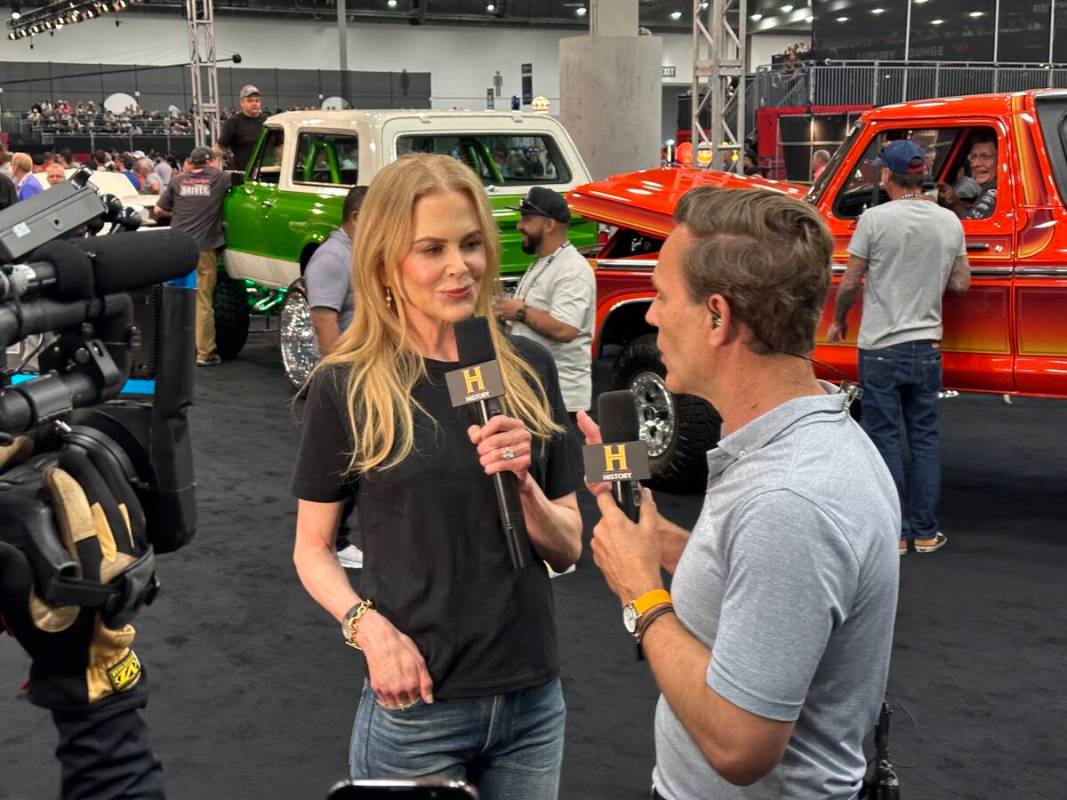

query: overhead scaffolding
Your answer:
[187,0,220,148]
[690,0,747,171]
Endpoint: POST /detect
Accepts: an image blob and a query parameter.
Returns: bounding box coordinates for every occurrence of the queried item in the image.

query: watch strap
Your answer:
[635,603,674,661]
[515,305,527,323]
[631,589,671,616]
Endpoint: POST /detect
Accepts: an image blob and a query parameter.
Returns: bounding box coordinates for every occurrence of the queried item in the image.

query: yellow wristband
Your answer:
[631,589,671,616]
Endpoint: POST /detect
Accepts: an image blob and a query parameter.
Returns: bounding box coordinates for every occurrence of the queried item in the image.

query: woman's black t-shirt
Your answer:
[290,337,583,699]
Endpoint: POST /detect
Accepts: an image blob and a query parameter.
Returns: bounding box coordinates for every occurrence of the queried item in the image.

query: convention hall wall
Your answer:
[4,15,701,112]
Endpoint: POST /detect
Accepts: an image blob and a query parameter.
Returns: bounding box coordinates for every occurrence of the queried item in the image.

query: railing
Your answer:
[750,60,1067,113]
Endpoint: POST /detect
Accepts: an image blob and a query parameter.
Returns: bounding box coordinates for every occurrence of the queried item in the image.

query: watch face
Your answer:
[622,604,637,634]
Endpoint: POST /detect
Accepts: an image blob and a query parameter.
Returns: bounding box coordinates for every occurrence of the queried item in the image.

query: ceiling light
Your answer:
[969,11,985,17]
[871,8,885,15]
[751,12,763,21]
[914,0,928,3]
[486,3,495,10]
[10,1,21,20]
[930,18,944,25]
[781,4,794,12]
[670,10,682,20]
[700,1,709,8]
[836,16,849,22]
[575,6,587,16]
[386,0,397,7]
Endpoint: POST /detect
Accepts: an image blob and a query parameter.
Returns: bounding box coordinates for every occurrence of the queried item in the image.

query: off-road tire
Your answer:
[213,271,249,360]
[611,334,721,492]
[279,278,319,392]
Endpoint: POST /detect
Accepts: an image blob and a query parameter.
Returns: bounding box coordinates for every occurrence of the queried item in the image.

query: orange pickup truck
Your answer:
[570,90,1067,490]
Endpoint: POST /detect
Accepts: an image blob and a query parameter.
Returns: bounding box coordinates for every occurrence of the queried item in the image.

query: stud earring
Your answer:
[384,285,394,309]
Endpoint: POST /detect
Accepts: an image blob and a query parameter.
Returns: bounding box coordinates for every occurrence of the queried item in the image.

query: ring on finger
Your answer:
[502,446,516,461]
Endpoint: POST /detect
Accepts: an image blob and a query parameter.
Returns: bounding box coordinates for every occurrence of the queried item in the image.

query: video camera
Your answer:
[1,168,200,614]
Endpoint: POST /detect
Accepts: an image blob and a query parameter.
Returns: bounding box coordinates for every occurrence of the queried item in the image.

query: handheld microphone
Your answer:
[596,390,644,522]
[453,316,529,570]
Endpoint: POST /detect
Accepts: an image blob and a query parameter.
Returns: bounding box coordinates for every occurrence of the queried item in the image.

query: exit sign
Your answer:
[661,65,676,78]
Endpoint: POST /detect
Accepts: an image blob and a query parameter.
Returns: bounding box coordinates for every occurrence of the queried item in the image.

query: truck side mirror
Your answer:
[230,171,244,187]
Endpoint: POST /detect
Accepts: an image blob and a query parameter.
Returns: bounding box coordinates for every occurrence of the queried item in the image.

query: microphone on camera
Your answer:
[452,316,529,570]
[73,230,199,294]
[584,390,651,523]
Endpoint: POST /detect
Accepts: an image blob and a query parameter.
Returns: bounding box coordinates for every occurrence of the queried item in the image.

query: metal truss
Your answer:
[187,0,220,147]
[691,0,747,171]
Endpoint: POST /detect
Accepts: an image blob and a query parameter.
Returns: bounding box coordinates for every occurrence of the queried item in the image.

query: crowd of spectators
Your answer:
[23,98,321,136]
[772,41,814,69]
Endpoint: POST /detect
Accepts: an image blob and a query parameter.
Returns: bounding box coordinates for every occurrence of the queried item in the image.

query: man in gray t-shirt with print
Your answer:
[830,139,971,556]
[580,186,899,799]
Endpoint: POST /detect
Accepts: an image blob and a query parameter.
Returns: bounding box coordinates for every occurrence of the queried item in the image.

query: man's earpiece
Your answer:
[711,312,722,329]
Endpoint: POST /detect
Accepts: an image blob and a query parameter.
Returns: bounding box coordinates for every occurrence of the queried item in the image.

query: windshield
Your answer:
[806,122,864,204]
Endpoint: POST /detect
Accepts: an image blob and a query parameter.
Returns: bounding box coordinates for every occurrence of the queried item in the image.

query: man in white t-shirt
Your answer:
[494,187,596,419]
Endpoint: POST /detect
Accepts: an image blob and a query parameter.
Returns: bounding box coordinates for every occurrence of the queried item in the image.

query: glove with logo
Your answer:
[0,437,156,711]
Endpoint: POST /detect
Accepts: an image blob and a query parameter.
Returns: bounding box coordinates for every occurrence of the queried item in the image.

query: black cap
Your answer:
[188,146,213,166]
[508,187,570,224]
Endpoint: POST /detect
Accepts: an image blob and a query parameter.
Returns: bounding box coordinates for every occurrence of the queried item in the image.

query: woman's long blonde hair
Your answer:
[316,153,562,475]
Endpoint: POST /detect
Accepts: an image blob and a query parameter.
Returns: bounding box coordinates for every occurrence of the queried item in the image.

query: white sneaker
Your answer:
[546,562,576,579]
[337,544,364,569]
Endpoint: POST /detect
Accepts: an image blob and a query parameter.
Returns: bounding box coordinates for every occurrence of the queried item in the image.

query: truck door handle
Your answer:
[967,242,990,252]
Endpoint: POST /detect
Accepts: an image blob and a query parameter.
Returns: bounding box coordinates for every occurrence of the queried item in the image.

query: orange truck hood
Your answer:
[568,167,808,239]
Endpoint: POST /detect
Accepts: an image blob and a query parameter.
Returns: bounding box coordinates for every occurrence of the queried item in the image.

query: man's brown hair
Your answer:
[673,186,833,355]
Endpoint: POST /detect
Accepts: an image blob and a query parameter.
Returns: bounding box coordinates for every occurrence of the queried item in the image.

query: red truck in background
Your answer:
[569,89,1067,490]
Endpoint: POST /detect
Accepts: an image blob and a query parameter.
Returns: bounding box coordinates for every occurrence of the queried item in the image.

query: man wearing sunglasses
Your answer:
[935,129,998,220]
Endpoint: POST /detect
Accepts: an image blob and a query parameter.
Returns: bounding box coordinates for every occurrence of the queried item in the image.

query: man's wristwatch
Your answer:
[514,304,527,323]
[623,589,672,659]
[341,599,375,650]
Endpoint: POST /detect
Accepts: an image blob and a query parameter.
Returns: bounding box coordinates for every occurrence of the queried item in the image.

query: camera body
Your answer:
[1,175,200,602]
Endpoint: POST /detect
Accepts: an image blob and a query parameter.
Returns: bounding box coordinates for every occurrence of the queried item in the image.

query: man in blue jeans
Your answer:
[829,139,972,555]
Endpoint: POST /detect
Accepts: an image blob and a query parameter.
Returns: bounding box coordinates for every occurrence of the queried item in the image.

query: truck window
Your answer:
[396,133,572,186]
[248,128,285,185]
[1035,94,1067,205]
[833,126,996,220]
[292,132,359,186]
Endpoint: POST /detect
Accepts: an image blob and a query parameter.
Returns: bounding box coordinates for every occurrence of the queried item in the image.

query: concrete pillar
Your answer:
[591,0,638,37]
[560,28,662,181]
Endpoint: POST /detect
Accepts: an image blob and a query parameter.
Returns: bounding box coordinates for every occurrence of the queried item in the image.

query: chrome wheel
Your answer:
[629,371,675,459]
[280,283,319,391]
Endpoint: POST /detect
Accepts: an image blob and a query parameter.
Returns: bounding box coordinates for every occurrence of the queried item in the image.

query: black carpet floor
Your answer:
[2,330,1066,800]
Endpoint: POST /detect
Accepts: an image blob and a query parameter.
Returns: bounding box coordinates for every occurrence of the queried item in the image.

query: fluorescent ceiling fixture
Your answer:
[969,11,985,17]
[836,16,849,22]
[871,8,886,15]
[670,10,682,19]
[781,4,794,13]
[931,18,944,25]
[751,12,763,21]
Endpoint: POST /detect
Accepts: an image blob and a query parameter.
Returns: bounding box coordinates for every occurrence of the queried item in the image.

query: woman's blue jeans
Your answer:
[349,677,565,800]
[859,342,943,540]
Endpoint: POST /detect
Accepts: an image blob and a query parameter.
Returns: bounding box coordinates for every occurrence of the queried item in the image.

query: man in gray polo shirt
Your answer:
[305,185,367,356]
[580,187,899,799]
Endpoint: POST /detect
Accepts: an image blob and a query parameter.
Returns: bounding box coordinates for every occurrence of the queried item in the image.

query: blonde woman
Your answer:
[291,154,583,799]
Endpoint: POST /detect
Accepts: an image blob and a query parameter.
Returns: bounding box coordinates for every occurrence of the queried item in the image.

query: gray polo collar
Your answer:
[707,381,848,481]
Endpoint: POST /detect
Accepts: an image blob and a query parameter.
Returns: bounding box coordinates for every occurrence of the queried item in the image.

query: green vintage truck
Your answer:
[219,109,597,387]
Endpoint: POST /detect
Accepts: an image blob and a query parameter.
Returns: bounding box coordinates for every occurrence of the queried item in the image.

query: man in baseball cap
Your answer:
[496,185,596,420]
[154,145,232,366]
[829,134,970,556]
[218,85,266,171]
